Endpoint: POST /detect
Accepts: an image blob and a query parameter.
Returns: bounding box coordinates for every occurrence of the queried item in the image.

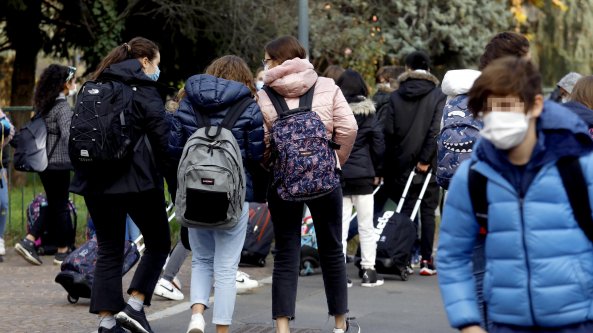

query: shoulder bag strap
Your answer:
[299,83,316,109]
[557,156,593,243]
[221,96,254,130]
[468,163,489,233]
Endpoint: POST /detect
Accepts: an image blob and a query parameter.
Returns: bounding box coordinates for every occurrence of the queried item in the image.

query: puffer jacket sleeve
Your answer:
[369,114,385,175]
[437,160,483,329]
[243,102,265,164]
[331,87,357,166]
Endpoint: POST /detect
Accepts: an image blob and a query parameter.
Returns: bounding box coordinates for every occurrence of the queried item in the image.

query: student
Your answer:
[168,55,264,333]
[69,37,172,333]
[563,75,593,135]
[438,57,593,333]
[257,36,357,333]
[15,64,77,266]
[336,69,385,287]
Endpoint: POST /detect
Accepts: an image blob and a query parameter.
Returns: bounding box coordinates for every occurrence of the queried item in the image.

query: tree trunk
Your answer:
[6,0,43,186]
[536,0,593,86]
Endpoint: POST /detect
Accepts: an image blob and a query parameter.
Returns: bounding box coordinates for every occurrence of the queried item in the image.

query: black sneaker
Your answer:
[361,268,384,287]
[98,324,128,333]
[53,250,71,265]
[14,238,42,265]
[115,304,153,333]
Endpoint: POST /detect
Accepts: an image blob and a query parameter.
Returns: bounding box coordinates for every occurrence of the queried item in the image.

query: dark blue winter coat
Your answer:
[168,74,265,203]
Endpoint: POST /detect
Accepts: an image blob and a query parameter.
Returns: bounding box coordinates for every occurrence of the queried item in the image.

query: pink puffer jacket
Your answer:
[257,58,357,167]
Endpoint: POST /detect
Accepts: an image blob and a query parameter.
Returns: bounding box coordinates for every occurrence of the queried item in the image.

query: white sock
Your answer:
[99,315,116,329]
[128,296,144,311]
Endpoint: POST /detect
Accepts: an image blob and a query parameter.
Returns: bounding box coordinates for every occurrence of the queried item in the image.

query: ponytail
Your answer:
[92,37,159,80]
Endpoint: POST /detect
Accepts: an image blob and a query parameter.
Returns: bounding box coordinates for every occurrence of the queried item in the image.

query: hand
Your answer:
[460,325,487,333]
[373,177,382,186]
[416,162,430,174]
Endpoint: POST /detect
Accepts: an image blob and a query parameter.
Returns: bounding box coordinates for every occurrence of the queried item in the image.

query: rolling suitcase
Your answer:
[357,169,432,281]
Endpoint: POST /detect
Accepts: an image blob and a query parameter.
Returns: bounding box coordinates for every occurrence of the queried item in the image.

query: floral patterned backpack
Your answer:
[263,84,340,201]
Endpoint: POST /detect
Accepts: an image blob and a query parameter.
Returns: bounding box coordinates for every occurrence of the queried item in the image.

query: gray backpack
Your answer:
[175,97,252,229]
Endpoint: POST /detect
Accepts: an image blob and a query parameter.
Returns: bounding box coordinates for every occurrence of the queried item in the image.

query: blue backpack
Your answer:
[263,85,340,201]
[436,94,483,190]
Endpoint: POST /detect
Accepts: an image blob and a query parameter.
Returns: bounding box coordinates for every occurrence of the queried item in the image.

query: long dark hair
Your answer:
[92,37,159,80]
[34,64,70,116]
[264,36,306,65]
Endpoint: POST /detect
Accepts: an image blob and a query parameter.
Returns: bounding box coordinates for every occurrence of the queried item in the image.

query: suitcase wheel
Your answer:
[400,270,409,281]
[67,294,79,304]
[257,258,266,267]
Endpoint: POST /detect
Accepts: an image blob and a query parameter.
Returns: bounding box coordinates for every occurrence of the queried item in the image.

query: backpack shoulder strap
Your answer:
[468,163,489,233]
[299,83,316,108]
[262,86,289,116]
[221,96,254,131]
[556,156,593,243]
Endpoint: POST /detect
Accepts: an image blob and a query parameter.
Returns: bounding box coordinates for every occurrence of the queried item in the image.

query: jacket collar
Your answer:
[349,98,376,116]
[397,70,440,85]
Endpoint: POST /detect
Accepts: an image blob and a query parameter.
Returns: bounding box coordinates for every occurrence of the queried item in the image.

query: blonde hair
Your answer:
[165,88,186,113]
[571,76,593,110]
[205,55,256,96]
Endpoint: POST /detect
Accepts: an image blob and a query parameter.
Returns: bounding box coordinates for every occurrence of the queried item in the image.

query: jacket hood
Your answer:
[475,101,593,173]
[441,69,481,97]
[184,74,253,112]
[101,59,155,84]
[264,58,318,98]
[397,70,440,99]
[563,101,593,127]
[349,98,376,116]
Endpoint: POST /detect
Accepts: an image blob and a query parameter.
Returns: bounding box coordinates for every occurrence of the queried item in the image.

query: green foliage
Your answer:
[311,0,512,80]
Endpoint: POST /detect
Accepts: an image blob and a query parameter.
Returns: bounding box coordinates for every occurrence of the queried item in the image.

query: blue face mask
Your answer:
[147,66,160,81]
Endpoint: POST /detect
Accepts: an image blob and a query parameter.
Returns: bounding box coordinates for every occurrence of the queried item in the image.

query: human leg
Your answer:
[307,187,348,328]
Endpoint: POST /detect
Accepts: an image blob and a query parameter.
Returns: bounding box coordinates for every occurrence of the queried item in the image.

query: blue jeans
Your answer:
[0,169,8,237]
[125,215,140,241]
[188,203,249,325]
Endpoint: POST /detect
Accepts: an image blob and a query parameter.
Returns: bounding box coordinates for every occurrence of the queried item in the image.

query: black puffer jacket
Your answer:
[380,71,446,182]
[168,74,265,202]
[70,59,171,195]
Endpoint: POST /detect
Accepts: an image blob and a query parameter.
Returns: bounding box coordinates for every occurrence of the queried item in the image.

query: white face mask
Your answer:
[256,80,264,91]
[480,111,530,150]
[68,84,78,97]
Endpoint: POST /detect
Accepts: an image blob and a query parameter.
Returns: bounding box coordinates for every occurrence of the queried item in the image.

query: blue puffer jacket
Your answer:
[438,102,593,329]
[168,74,265,202]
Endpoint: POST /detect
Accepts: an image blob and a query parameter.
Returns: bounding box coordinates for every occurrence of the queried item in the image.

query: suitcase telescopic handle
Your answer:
[410,172,432,221]
[396,170,418,214]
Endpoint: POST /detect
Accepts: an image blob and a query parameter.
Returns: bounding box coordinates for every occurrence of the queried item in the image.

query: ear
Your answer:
[531,94,544,118]
[139,57,150,70]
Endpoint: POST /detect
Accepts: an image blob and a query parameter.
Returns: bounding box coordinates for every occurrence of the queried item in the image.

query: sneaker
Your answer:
[361,268,384,287]
[347,277,353,288]
[333,317,361,333]
[98,324,128,333]
[236,271,258,292]
[154,278,184,300]
[406,265,414,275]
[115,304,153,333]
[419,260,437,276]
[53,250,71,265]
[186,313,205,333]
[14,238,42,265]
[0,237,5,256]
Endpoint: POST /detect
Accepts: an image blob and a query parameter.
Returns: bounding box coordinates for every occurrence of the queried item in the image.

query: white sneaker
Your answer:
[154,278,184,300]
[236,271,258,292]
[0,237,5,256]
[186,313,205,333]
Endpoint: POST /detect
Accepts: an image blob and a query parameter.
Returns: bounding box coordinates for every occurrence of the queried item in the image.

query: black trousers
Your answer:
[32,170,73,247]
[268,186,348,319]
[85,189,171,314]
[375,174,439,261]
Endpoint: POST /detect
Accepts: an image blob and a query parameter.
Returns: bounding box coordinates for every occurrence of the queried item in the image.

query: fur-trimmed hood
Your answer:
[397,70,440,100]
[349,98,376,116]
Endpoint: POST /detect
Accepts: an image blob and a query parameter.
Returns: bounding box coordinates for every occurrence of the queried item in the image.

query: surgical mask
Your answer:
[480,111,530,150]
[256,81,264,91]
[147,66,160,81]
[68,84,78,97]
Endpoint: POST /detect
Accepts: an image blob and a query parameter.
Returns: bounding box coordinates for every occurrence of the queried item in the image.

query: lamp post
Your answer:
[298,0,309,58]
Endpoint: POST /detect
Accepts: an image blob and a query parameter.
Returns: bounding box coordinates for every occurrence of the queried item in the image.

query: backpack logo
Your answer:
[201,178,215,185]
[80,150,89,157]
[88,88,99,95]
[264,84,340,201]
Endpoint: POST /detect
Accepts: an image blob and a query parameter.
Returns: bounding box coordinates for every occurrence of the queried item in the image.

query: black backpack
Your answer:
[469,156,593,243]
[68,80,137,172]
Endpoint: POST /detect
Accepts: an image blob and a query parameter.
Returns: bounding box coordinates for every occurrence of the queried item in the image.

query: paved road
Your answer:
[0,249,455,333]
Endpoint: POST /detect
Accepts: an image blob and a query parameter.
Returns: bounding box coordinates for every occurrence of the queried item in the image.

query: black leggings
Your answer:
[31,170,73,247]
[85,189,171,314]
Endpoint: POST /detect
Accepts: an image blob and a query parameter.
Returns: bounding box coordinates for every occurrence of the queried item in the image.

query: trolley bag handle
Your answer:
[396,169,418,214]
[410,171,432,221]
